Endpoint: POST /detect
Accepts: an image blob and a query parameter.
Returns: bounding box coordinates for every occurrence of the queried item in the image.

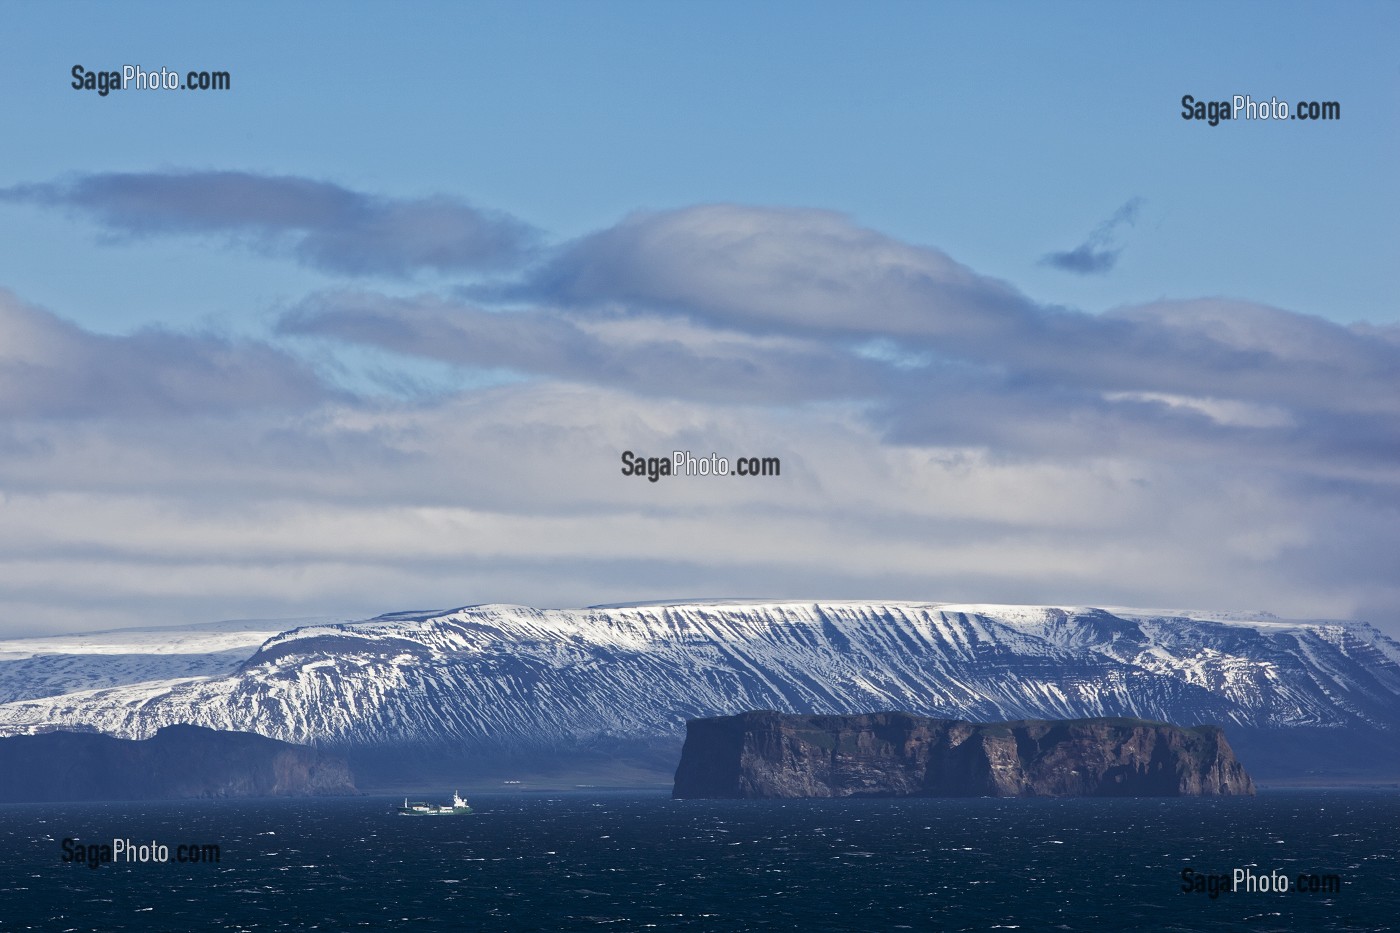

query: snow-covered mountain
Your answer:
[2,602,1398,780]
[0,618,300,705]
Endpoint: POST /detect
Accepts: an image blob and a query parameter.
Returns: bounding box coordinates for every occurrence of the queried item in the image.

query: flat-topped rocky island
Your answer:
[673,711,1255,798]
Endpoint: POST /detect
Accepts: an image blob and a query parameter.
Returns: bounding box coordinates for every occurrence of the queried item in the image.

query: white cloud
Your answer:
[1103,391,1295,429]
[0,192,1396,637]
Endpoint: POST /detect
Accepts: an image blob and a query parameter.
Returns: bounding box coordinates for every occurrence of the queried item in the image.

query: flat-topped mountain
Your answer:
[0,602,1396,783]
[0,725,357,802]
[672,711,1256,798]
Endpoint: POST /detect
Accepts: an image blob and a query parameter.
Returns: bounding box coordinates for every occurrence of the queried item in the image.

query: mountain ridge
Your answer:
[0,601,1396,784]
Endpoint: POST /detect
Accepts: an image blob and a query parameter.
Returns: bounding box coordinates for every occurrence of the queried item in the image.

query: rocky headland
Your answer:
[0,725,357,802]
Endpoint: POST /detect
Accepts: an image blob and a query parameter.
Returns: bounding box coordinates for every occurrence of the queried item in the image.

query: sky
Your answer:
[0,1,1396,637]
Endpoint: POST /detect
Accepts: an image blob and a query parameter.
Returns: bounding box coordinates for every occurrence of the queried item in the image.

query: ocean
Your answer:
[1,790,1394,931]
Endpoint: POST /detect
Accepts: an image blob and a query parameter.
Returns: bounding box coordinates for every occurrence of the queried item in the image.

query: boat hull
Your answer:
[396,807,473,816]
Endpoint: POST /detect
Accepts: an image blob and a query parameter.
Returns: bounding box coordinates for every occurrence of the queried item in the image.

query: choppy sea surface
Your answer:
[1,790,1394,931]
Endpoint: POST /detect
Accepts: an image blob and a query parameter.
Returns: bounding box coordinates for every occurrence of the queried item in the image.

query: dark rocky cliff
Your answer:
[672,711,1255,798]
[0,725,357,802]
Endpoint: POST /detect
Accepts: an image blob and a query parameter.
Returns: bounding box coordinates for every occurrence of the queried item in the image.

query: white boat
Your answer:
[396,791,473,816]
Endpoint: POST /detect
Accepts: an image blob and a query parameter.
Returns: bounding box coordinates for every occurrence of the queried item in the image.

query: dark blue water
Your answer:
[1,791,1393,931]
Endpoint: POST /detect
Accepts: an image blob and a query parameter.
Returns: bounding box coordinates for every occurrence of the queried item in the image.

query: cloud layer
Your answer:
[0,289,330,417]
[308,205,1400,483]
[0,172,536,277]
[1,181,1396,636]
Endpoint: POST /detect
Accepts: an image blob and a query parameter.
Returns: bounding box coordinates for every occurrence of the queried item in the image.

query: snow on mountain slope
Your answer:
[0,602,1396,764]
[0,618,325,705]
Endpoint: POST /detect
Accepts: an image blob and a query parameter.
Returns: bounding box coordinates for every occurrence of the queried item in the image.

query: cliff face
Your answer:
[672,712,1255,798]
[0,725,357,802]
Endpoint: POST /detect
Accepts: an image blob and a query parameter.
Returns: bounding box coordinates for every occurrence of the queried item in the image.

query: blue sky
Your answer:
[0,2,1396,635]
[4,1,1397,331]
